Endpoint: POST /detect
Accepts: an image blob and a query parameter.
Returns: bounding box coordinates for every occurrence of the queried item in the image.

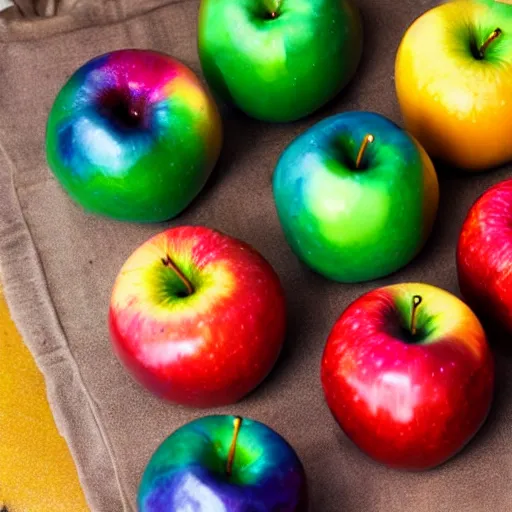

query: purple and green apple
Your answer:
[138,415,308,511]
[45,49,222,222]
[272,111,440,283]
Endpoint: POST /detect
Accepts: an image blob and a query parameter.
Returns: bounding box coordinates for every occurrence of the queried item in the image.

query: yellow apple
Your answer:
[395,0,512,171]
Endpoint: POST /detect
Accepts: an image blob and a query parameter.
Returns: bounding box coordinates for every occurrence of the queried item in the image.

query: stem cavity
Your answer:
[161,254,194,296]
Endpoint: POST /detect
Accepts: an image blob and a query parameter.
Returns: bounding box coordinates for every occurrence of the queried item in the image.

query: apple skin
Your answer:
[108,226,286,408]
[457,179,512,333]
[395,0,512,171]
[272,111,439,283]
[321,282,494,470]
[137,415,309,511]
[46,49,223,222]
[197,0,363,122]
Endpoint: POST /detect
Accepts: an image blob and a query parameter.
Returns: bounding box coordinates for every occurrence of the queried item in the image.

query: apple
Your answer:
[197,0,363,122]
[138,415,308,511]
[395,0,512,171]
[457,178,512,333]
[272,111,439,283]
[45,49,223,222]
[108,226,286,408]
[321,282,495,470]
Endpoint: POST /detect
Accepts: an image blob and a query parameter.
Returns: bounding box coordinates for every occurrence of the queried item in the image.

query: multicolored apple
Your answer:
[395,0,512,171]
[197,0,363,122]
[137,415,308,512]
[321,282,494,470]
[46,49,223,222]
[272,111,439,283]
[138,415,308,511]
[457,178,512,333]
[108,226,286,407]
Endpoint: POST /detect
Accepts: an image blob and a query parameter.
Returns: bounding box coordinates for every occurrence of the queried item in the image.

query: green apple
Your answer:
[197,0,363,122]
[272,111,440,283]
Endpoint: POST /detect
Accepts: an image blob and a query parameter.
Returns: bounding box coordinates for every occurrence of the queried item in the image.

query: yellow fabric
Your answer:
[0,288,88,512]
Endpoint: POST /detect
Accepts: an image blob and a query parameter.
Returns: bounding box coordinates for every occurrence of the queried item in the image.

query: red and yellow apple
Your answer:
[321,282,494,470]
[108,226,286,408]
[395,0,512,171]
[457,178,512,333]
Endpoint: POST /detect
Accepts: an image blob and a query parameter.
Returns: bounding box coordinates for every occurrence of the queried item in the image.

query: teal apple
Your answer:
[272,111,440,283]
[197,0,363,122]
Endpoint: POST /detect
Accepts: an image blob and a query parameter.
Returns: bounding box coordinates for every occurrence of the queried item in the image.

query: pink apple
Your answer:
[109,226,286,408]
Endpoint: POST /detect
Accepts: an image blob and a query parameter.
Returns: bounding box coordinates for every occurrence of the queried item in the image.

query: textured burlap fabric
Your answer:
[1,0,512,510]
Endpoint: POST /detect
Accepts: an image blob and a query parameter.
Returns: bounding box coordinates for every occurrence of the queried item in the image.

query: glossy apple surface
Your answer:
[197,0,363,122]
[138,415,308,511]
[457,179,512,332]
[46,49,222,222]
[272,111,439,283]
[321,282,494,470]
[108,226,286,407]
[395,0,512,171]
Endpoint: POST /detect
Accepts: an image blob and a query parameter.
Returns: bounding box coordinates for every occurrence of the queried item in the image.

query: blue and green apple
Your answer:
[45,49,222,222]
[272,111,440,283]
[197,0,363,122]
[138,415,308,511]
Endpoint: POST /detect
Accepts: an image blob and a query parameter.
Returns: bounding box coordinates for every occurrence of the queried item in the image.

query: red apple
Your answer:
[457,178,512,333]
[321,282,494,470]
[108,226,286,408]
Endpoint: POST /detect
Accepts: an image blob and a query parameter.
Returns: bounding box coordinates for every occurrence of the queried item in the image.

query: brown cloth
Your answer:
[1,1,512,510]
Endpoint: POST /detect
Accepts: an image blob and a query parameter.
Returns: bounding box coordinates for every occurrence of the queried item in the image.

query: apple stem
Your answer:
[226,416,242,477]
[355,134,374,169]
[161,254,194,296]
[410,295,422,336]
[479,28,502,58]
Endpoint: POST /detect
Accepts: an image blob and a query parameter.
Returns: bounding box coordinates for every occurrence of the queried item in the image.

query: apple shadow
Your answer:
[331,426,452,477]
[330,417,488,479]
[475,312,512,358]
[193,107,271,201]
[431,158,509,180]
[235,268,336,405]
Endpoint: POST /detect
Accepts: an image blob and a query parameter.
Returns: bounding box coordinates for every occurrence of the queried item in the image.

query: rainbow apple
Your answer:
[197,0,363,122]
[272,111,439,283]
[321,282,494,470]
[457,178,512,333]
[395,0,512,171]
[108,226,286,407]
[138,415,308,511]
[46,49,223,222]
